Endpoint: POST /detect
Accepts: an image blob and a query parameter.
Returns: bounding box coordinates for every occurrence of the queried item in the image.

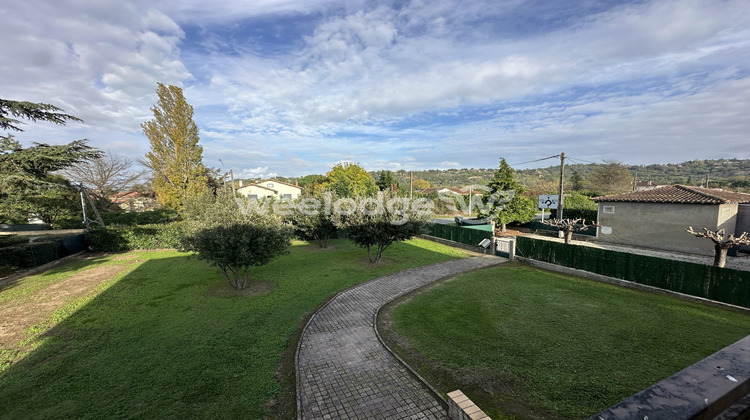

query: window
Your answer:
[603,206,615,214]
[283,194,292,200]
[266,183,274,188]
[249,194,258,200]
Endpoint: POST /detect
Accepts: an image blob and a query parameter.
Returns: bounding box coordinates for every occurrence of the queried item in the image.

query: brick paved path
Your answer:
[296,256,504,419]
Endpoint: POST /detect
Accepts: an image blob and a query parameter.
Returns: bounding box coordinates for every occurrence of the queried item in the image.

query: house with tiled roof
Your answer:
[237,179,302,200]
[418,187,471,195]
[108,191,159,211]
[593,185,750,255]
[633,180,668,191]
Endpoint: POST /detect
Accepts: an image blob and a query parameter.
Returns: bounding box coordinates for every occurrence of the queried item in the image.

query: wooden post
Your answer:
[558,152,565,219]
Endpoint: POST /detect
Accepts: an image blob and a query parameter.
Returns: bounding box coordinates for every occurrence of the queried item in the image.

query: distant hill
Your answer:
[376,159,750,193]
[240,159,750,194]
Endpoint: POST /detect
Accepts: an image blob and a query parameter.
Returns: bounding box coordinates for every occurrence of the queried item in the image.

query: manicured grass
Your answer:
[387,263,750,420]
[0,238,468,419]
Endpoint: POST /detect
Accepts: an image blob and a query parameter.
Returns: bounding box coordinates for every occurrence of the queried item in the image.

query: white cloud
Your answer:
[240,166,277,179]
[0,0,189,147]
[2,0,749,177]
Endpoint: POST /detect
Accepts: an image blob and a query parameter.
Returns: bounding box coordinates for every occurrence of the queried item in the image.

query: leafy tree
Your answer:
[180,190,292,290]
[321,163,377,197]
[730,180,750,191]
[570,170,584,191]
[332,191,431,263]
[1,99,82,132]
[298,174,326,187]
[186,223,292,290]
[286,192,338,248]
[298,174,327,194]
[26,174,82,225]
[60,152,147,200]
[376,170,399,191]
[1,138,102,224]
[412,179,430,190]
[478,157,536,232]
[142,83,208,210]
[563,192,598,220]
[587,161,633,193]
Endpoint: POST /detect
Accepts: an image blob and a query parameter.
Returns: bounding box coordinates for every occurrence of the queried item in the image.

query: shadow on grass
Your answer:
[0,238,470,419]
[0,253,114,294]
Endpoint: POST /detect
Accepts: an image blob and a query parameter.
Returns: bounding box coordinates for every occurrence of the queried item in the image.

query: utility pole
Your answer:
[410,171,413,200]
[230,169,236,195]
[558,152,565,219]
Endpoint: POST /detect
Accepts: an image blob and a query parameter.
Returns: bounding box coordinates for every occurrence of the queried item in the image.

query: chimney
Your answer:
[295,180,299,187]
[239,180,243,187]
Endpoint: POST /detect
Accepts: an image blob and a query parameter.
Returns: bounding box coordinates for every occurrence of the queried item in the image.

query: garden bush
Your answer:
[100,209,177,226]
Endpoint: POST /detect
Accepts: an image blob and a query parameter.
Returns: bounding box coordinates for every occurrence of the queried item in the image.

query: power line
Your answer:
[509,155,560,167]
[566,156,597,165]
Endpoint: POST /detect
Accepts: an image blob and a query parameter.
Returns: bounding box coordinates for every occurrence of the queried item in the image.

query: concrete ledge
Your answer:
[447,390,491,420]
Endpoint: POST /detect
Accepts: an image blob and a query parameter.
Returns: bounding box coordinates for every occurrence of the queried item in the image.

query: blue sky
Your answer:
[2,0,749,178]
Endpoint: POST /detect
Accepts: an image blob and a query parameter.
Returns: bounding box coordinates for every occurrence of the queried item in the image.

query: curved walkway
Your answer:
[296,256,504,419]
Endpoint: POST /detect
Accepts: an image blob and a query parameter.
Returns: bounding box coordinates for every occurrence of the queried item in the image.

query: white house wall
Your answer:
[258,181,301,199]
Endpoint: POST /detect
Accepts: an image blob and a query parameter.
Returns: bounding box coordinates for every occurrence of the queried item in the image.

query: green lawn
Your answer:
[386,263,750,420]
[0,238,468,419]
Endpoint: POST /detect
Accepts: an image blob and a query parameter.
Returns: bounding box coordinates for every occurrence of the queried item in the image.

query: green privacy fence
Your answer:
[429,223,493,246]
[0,234,87,274]
[516,236,750,308]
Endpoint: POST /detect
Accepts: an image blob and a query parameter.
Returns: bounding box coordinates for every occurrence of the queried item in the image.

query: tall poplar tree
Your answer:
[142,83,208,210]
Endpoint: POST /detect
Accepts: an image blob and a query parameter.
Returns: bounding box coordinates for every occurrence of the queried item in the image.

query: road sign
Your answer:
[538,195,559,209]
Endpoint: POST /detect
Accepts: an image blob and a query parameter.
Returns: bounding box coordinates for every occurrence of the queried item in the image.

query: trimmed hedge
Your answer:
[100,209,177,226]
[53,209,178,229]
[86,223,184,252]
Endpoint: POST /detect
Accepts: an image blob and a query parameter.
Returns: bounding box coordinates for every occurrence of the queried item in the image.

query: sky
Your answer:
[2,0,749,179]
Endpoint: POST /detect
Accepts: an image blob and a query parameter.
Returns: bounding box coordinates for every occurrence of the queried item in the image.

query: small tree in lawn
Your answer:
[287,192,337,248]
[332,191,432,263]
[542,218,600,244]
[186,223,292,290]
[478,157,536,232]
[686,227,750,268]
[181,190,292,290]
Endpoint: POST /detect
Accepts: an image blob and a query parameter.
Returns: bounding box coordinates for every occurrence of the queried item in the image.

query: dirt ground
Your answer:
[0,261,129,354]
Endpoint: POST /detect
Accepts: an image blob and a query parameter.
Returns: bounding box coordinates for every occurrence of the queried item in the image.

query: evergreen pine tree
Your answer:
[479,157,536,232]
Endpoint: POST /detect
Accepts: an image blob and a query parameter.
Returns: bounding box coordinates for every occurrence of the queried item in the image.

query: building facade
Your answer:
[594,185,750,255]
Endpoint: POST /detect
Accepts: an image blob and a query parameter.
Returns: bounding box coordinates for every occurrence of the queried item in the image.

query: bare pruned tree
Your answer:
[686,227,750,268]
[60,152,147,200]
[542,218,600,244]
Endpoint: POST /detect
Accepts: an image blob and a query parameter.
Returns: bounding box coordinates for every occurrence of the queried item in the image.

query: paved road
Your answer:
[296,256,504,420]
